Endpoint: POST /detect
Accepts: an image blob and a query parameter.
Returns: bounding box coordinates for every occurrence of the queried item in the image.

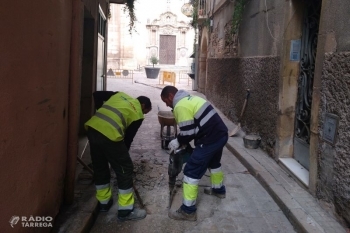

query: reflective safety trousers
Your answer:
[210,167,224,189]
[96,184,112,204]
[118,187,134,211]
[182,166,224,207]
[96,184,134,211]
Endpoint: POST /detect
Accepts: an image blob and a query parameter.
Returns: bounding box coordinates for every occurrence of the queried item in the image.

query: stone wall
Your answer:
[206,56,280,157]
[318,52,350,224]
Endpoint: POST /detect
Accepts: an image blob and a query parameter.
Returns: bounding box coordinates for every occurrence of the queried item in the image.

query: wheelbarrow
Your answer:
[157,111,177,149]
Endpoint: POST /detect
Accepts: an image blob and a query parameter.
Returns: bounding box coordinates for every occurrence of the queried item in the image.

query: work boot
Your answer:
[99,198,113,212]
[204,187,226,199]
[118,208,147,221]
[168,208,197,221]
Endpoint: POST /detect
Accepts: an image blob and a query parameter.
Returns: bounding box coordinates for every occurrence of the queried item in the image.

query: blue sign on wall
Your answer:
[290,39,301,61]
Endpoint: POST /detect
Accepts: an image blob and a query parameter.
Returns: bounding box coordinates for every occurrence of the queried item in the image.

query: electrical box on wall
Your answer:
[322,113,339,145]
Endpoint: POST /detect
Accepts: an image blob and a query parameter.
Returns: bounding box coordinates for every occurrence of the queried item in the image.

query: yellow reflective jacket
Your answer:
[173,90,228,146]
[85,92,144,142]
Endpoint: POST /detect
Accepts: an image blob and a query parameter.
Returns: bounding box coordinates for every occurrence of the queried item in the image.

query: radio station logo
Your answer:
[9,215,53,228]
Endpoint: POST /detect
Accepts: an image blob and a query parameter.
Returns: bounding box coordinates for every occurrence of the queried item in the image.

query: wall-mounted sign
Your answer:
[181,3,193,17]
[290,39,301,61]
[322,113,339,145]
[122,70,129,76]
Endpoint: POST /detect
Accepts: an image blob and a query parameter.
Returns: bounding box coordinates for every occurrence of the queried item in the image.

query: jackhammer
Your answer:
[168,144,193,208]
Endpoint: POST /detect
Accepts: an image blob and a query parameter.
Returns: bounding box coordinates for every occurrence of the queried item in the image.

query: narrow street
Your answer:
[4,1,350,232]
[89,76,296,233]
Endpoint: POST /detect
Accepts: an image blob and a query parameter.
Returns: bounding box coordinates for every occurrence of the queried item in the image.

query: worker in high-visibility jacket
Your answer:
[85,91,152,221]
[161,86,228,221]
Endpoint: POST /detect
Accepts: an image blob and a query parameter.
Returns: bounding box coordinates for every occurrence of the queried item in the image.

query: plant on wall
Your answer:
[231,0,247,35]
[123,0,137,33]
[189,0,198,53]
[108,4,112,19]
[189,0,198,30]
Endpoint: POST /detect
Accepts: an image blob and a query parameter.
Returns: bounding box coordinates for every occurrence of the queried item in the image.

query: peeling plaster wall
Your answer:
[202,0,284,157]
[318,52,350,224]
[206,57,280,157]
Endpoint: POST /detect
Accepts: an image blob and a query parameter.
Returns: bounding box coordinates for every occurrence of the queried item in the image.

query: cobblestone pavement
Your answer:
[89,75,296,233]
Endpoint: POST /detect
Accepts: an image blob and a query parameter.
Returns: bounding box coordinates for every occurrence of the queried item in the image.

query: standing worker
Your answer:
[85,91,152,221]
[160,86,228,221]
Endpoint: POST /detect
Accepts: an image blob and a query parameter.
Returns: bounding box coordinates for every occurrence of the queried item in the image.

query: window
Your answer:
[98,5,106,37]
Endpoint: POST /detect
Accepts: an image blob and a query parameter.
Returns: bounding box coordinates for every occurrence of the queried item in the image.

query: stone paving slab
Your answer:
[223,132,347,233]
[89,146,296,233]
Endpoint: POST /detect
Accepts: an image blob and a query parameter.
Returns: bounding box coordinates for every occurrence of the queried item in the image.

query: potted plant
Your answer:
[145,56,161,79]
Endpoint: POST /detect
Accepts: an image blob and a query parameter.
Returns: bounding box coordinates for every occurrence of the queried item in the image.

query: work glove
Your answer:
[168,139,180,154]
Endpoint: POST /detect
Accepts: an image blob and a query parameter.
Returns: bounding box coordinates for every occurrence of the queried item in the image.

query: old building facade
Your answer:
[107,0,195,70]
[195,0,350,225]
[146,12,192,66]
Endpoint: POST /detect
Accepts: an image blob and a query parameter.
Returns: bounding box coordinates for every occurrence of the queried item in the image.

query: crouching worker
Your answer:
[161,86,228,221]
[85,91,152,221]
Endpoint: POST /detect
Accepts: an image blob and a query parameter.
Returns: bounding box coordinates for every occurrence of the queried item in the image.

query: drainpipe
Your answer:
[64,0,83,204]
[104,4,109,91]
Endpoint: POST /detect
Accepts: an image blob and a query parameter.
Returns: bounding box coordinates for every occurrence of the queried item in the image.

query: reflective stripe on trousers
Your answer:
[210,166,224,189]
[96,184,112,204]
[118,187,134,210]
[183,175,200,207]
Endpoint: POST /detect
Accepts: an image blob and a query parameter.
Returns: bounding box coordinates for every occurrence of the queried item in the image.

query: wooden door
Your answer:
[159,35,176,65]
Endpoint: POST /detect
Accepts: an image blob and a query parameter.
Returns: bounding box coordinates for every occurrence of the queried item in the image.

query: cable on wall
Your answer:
[264,0,277,40]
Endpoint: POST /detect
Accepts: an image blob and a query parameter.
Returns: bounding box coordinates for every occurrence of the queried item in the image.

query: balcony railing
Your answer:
[198,0,207,17]
[196,0,208,24]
